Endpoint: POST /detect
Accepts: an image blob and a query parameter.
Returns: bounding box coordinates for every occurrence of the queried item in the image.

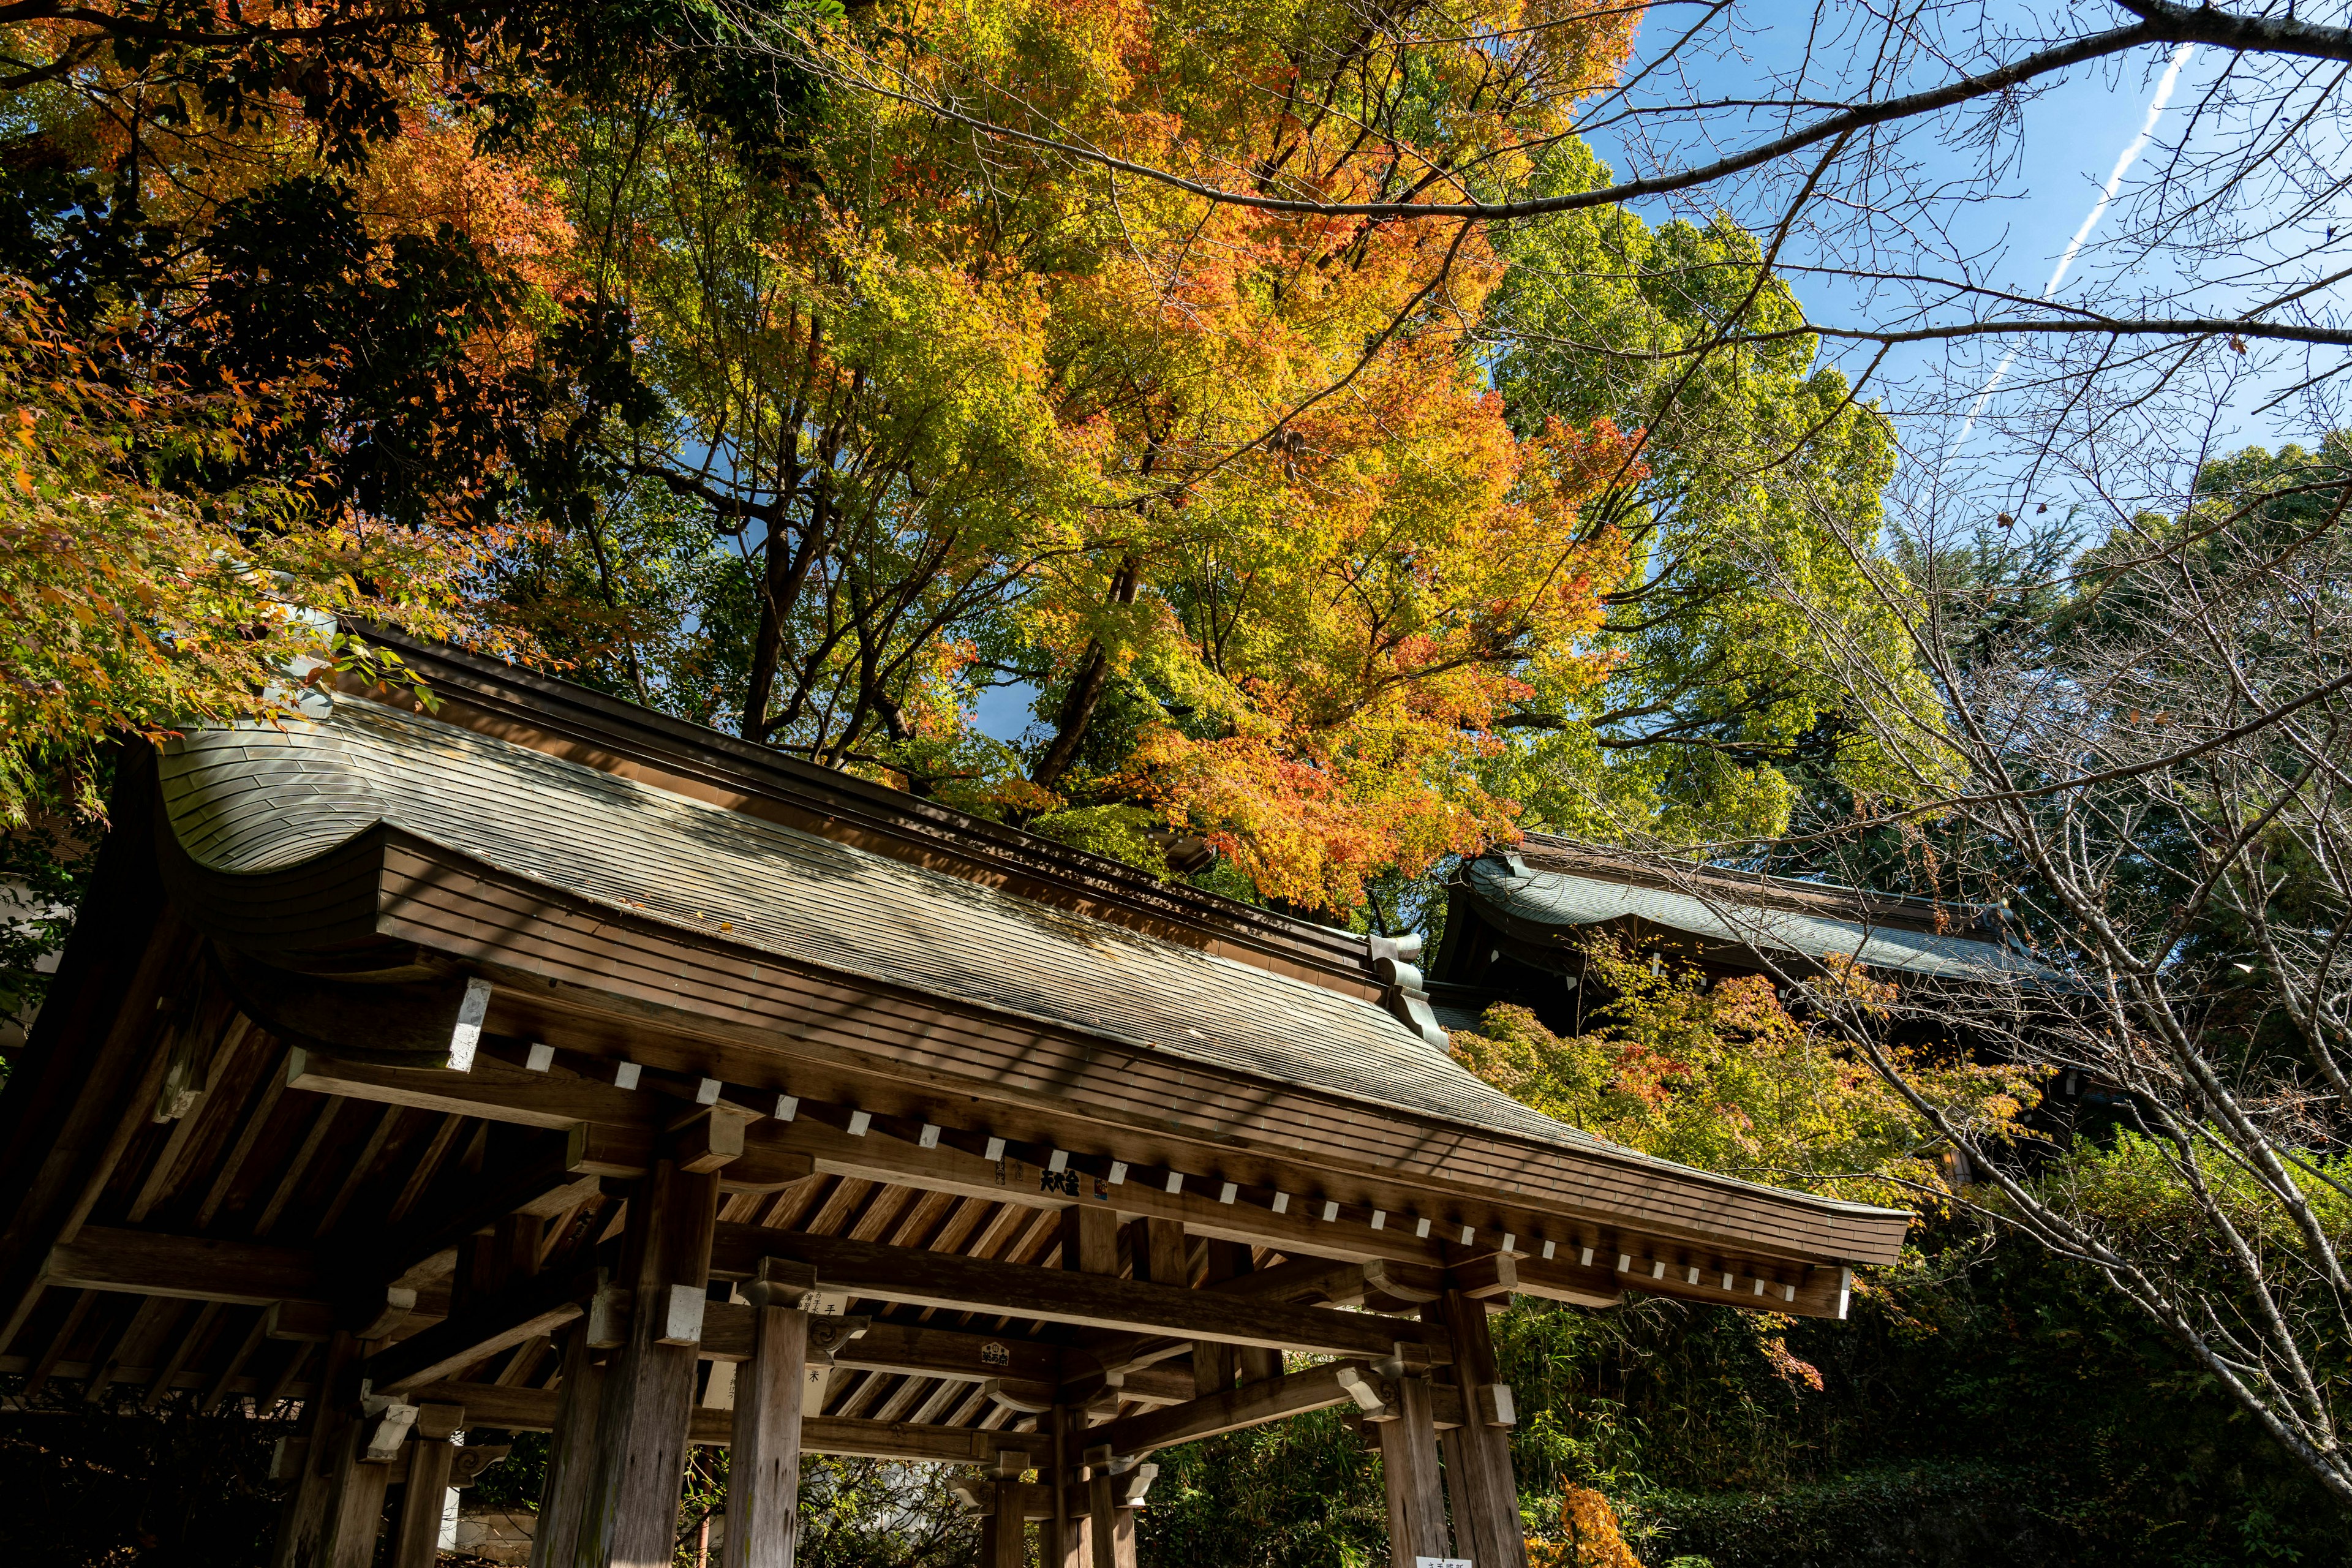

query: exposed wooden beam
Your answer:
[362,1268,589,1394]
[278,1047,1861,1314]
[404,1379,1058,1464]
[363,1128,598,1285]
[48,1227,322,1306]
[1090,1360,1366,1455]
[707,1227,1452,1365]
[701,1306,1060,1384]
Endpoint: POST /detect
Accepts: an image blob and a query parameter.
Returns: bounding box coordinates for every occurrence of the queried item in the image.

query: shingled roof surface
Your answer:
[1466,853,2049,982]
[160,695,1643,1155]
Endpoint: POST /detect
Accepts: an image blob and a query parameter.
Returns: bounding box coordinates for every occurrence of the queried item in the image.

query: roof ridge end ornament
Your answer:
[1367,933,1448,1052]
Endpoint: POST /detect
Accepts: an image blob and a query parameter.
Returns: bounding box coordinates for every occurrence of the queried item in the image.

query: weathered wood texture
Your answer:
[705,1227,1452,1362]
[722,1304,809,1568]
[529,1327,607,1568]
[1381,1376,1450,1564]
[1095,1362,1365,1456]
[580,1160,717,1568]
[391,1434,457,1568]
[1431,1289,1529,1568]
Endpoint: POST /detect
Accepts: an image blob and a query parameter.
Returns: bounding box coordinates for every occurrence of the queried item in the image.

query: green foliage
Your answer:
[1140,1406,1390,1568]
[1449,941,2033,1208]
[1485,154,1931,845]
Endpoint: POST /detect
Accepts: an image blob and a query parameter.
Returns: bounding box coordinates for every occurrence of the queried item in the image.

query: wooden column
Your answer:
[322,1418,395,1568]
[270,1332,358,1568]
[1379,1377,1450,1566]
[1430,1291,1527,1568]
[391,1434,458,1568]
[1057,1208,1118,1568]
[529,1323,607,1568]
[1232,1245,1281,1385]
[1129,1218,1186,1287]
[722,1261,816,1568]
[1087,1466,1119,1568]
[1193,1240,1245,1396]
[1109,1500,1140,1568]
[581,1158,719,1568]
[982,1476,1028,1568]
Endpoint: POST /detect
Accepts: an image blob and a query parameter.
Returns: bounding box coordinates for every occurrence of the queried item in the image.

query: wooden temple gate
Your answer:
[0,635,1907,1568]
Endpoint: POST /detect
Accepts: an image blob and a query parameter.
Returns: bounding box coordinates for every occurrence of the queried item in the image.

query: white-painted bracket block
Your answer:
[448,978,492,1072]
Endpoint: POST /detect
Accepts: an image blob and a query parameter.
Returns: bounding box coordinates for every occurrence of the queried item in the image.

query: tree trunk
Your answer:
[1031,556,1142,791]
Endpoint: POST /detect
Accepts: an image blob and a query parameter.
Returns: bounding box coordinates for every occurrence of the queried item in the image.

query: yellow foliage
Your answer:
[1529,1486,1644,1568]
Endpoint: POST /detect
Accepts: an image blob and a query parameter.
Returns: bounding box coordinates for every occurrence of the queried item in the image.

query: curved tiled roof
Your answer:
[1466,854,2055,983]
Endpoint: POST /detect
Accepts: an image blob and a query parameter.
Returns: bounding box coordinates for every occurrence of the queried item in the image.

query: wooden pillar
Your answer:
[1087,1466,1119,1568]
[1430,1291,1527,1568]
[391,1434,458,1568]
[529,1323,608,1568]
[1379,1377,1449,1565]
[1193,1240,1246,1396]
[722,1262,815,1568]
[321,1418,394,1568]
[1129,1218,1186,1287]
[581,1158,718,1568]
[1055,1207,1117,1568]
[981,1476,1027,1568]
[270,1332,358,1568]
[1109,1500,1139,1568]
[1234,1240,1281,1385]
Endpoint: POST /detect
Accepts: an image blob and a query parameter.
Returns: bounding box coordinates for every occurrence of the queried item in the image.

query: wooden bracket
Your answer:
[804,1314,869,1366]
[655,1281,706,1346]
[982,1377,1055,1415]
[1446,1250,1517,1300]
[342,1284,420,1341]
[451,1444,511,1487]
[415,1402,466,1440]
[668,1102,761,1173]
[360,1400,420,1462]
[1359,1259,1442,1303]
[1333,1363,1397,1420]
[1114,1463,1159,1507]
[585,1280,630,1348]
[1476,1382,1516,1428]
[1372,1341,1431,1380]
[744,1256,819,1310]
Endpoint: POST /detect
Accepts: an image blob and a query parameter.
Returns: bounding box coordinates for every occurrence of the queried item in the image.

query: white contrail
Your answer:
[1941,42,2198,472]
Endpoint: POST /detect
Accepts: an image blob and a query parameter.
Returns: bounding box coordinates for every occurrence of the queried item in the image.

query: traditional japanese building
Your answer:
[0,635,1908,1568]
[1427,837,2041,1039]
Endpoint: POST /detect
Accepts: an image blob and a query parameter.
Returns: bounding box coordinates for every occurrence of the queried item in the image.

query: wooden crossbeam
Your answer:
[362,1268,590,1393]
[358,1128,597,1284]
[1089,1360,1368,1456]
[405,1380,1058,1464]
[284,1052,812,1192]
[47,1227,322,1306]
[701,1308,1058,1384]
[706,1227,1453,1363]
